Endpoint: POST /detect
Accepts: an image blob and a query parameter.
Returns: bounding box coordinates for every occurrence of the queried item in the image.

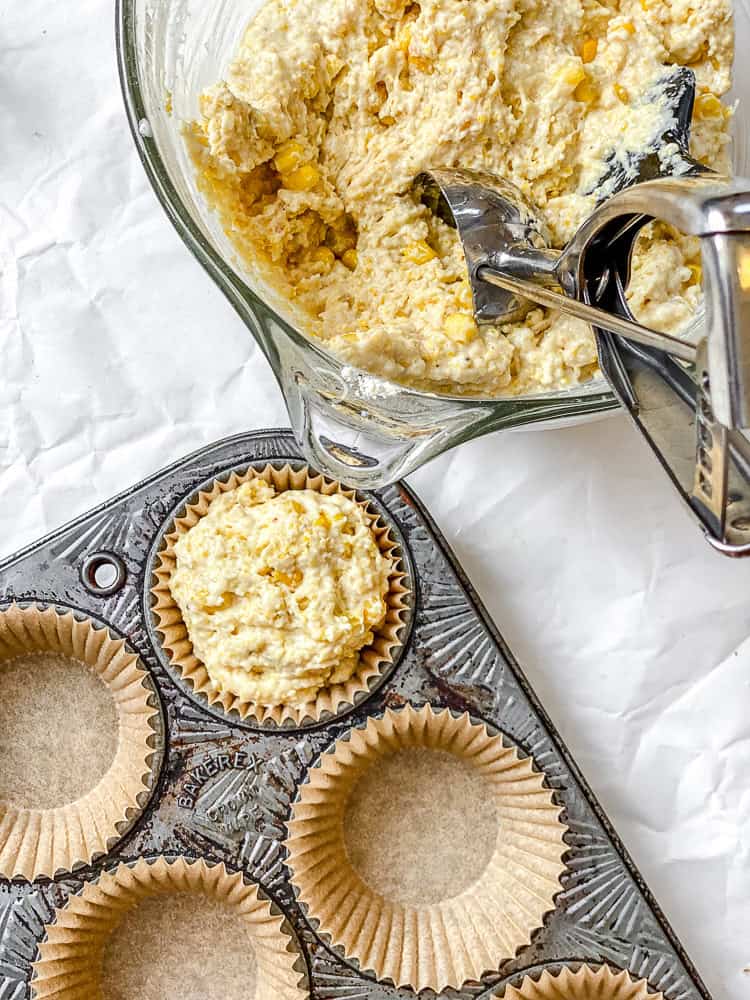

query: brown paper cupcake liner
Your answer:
[31,855,308,999]
[501,964,664,1000]
[150,463,410,728]
[285,704,568,992]
[0,604,163,881]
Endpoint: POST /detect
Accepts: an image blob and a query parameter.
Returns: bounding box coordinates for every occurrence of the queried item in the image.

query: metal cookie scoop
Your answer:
[414,70,750,556]
[414,166,698,362]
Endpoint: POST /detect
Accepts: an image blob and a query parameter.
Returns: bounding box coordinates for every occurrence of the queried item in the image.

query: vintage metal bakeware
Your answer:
[0,429,711,999]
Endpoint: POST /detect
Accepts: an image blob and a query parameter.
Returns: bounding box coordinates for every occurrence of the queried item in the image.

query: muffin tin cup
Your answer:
[499,964,664,1000]
[285,703,568,993]
[149,462,412,731]
[0,604,164,882]
[30,855,308,999]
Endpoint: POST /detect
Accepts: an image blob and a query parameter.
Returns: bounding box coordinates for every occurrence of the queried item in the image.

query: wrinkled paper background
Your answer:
[1,1,749,996]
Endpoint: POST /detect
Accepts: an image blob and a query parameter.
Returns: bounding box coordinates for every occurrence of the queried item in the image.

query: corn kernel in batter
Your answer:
[170,480,392,706]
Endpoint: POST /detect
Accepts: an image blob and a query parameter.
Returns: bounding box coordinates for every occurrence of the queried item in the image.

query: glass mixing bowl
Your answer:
[115,0,746,488]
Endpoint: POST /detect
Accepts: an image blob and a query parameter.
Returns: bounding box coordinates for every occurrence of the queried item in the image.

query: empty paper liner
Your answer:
[0,604,163,881]
[500,964,664,1000]
[285,703,567,992]
[150,463,410,727]
[31,855,309,999]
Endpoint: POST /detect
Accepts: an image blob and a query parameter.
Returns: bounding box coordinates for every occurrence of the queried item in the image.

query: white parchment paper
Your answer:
[1,2,749,995]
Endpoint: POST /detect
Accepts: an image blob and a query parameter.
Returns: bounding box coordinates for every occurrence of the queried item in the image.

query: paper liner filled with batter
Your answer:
[150,463,410,727]
[285,703,567,992]
[31,855,308,999]
[0,604,162,881]
[501,964,664,1000]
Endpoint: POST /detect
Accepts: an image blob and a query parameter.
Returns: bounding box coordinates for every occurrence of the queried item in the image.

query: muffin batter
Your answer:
[190,0,733,396]
[170,479,391,706]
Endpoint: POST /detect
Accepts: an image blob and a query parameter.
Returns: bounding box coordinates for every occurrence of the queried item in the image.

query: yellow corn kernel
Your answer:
[326,216,357,255]
[639,0,652,9]
[444,313,478,344]
[687,263,703,285]
[409,54,432,73]
[694,92,723,119]
[457,282,473,310]
[370,27,389,54]
[620,20,636,33]
[204,591,236,614]
[273,141,305,175]
[574,78,598,103]
[581,38,598,63]
[290,499,305,514]
[398,25,412,51]
[310,246,336,272]
[402,239,437,264]
[239,173,267,204]
[561,62,587,88]
[614,83,630,104]
[329,213,354,233]
[342,249,358,270]
[284,163,321,192]
[685,42,709,66]
[403,2,419,23]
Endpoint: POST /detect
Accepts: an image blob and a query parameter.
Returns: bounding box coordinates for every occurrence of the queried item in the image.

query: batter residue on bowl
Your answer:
[188,0,733,397]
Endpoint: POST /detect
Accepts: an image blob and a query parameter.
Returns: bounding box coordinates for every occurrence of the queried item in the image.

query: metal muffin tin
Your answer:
[0,428,709,999]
